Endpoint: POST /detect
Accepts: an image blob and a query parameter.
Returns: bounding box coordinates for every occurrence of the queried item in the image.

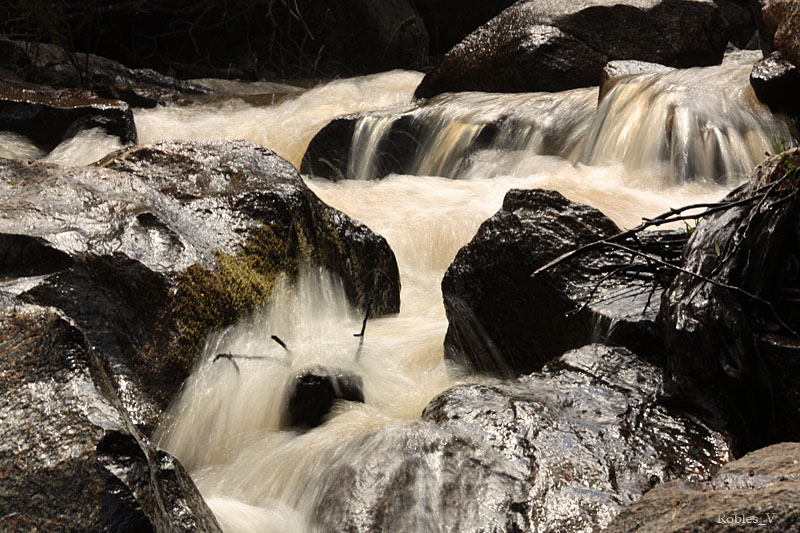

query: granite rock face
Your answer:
[660,148,800,452]
[442,188,681,376]
[606,442,800,532]
[312,345,732,532]
[415,0,728,97]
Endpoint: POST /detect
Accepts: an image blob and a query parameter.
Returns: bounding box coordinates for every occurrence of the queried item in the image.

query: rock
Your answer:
[606,442,800,532]
[301,108,429,181]
[0,84,137,149]
[415,0,517,56]
[771,0,800,66]
[281,366,365,429]
[415,0,728,98]
[0,38,212,108]
[442,188,682,376]
[599,59,675,101]
[714,0,759,49]
[750,51,800,116]
[0,305,221,532]
[311,344,732,532]
[0,140,399,431]
[660,148,800,452]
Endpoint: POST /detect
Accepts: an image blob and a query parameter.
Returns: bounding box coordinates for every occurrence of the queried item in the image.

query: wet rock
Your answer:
[281,366,365,429]
[0,38,212,108]
[660,148,800,452]
[0,84,137,149]
[0,140,399,430]
[312,344,732,532]
[442,188,681,377]
[415,0,728,98]
[606,442,800,532]
[750,51,800,116]
[301,108,427,181]
[0,305,221,532]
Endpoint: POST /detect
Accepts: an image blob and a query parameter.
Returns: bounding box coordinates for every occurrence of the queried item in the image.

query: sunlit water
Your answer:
[2,62,792,530]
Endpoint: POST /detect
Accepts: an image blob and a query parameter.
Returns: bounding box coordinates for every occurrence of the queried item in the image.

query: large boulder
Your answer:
[311,345,732,532]
[0,83,137,151]
[762,0,800,66]
[0,140,400,431]
[0,38,212,108]
[442,188,682,376]
[750,51,800,116]
[415,0,728,98]
[0,305,221,531]
[606,442,800,532]
[660,148,800,452]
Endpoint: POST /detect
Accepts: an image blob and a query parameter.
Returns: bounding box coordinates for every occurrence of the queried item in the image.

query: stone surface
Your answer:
[660,148,800,452]
[750,51,800,116]
[0,305,221,532]
[0,38,212,108]
[0,84,137,148]
[763,0,800,66]
[415,0,728,98]
[606,442,800,532]
[281,365,365,429]
[442,188,682,376]
[312,344,732,532]
[0,140,400,431]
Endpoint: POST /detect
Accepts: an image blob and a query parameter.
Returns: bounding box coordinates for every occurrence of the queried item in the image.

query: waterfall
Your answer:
[6,61,782,531]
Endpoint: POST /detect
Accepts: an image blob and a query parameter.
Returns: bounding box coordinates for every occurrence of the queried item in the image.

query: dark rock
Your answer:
[0,140,399,430]
[599,60,675,101]
[301,108,426,181]
[0,306,221,532]
[750,51,800,116]
[0,38,212,108]
[660,148,800,452]
[312,344,732,532]
[0,84,137,149]
[714,0,759,49]
[415,0,728,98]
[442,188,681,377]
[281,366,365,429]
[606,442,800,532]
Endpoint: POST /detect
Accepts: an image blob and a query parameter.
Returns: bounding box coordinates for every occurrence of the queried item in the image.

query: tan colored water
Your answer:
[3,63,786,531]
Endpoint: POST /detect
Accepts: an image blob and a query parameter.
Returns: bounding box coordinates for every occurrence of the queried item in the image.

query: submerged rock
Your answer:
[442,188,681,376]
[0,306,221,532]
[660,148,800,452]
[0,84,137,149]
[415,0,728,98]
[599,59,675,100]
[0,140,399,431]
[312,344,732,532]
[606,441,800,532]
[281,366,365,429]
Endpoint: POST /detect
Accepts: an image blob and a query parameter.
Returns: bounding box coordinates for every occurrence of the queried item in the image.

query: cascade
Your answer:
[5,59,791,531]
[145,62,794,531]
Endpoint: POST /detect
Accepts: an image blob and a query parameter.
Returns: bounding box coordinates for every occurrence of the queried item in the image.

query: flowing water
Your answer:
[3,61,794,530]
